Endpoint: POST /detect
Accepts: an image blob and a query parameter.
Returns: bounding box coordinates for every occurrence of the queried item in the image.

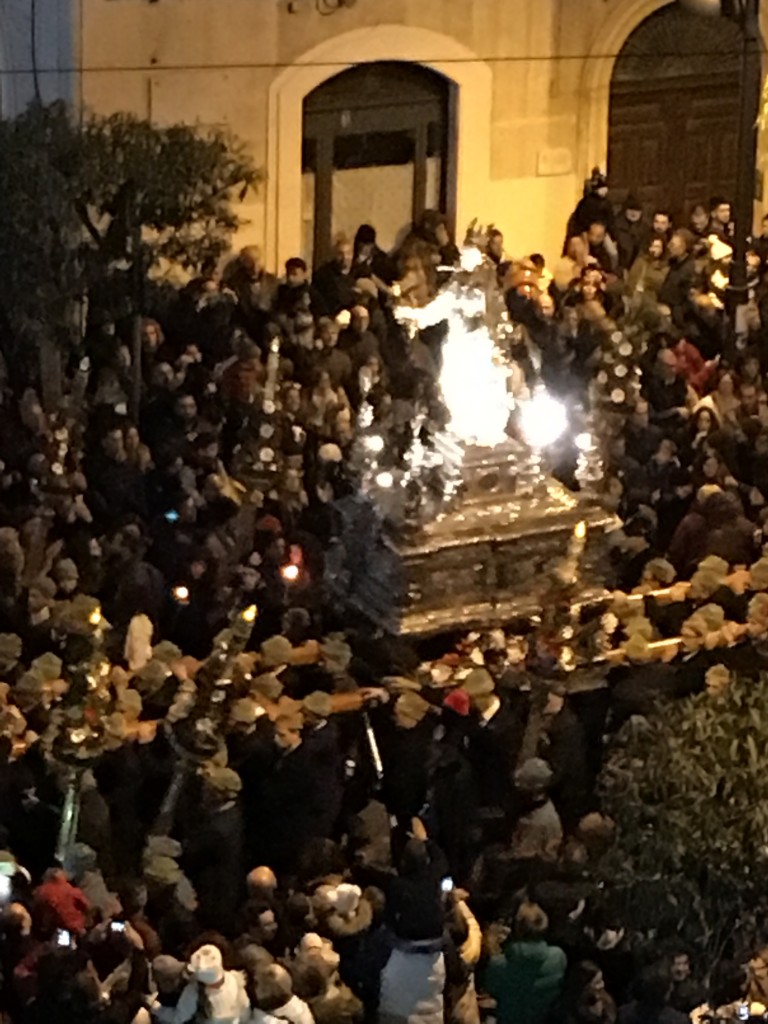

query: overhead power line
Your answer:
[0,47,764,76]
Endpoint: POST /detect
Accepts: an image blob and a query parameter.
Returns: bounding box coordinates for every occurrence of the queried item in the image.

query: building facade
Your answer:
[2,0,765,269]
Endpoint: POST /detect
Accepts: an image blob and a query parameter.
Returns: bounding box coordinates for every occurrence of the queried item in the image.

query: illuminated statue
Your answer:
[335,227,613,635]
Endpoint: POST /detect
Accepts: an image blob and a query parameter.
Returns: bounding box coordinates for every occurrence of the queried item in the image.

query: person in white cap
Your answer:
[155,943,250,1024]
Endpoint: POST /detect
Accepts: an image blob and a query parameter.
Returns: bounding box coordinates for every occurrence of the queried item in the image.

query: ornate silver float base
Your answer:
[392,444,615,635]
[329,443,617,637]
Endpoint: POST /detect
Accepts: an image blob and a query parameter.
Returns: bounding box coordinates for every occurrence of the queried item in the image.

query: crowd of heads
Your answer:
[0,183,766,1023]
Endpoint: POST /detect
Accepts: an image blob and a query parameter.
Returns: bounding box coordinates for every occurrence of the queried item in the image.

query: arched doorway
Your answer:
[301,61,456,268]
[608,3,743,220]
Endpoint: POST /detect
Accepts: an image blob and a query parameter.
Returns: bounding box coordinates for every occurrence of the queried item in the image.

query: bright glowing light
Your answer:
[440,316,510,448]
[393,289,454,331]
[574,520,587,541]
[281,564,300,583]
[88,607,103,626]
[241,604,258,623]
[376,471,394,488]
[519,391,568,449]
[172,585,190,603]
[365,435,385,454]
[459,246,484,272]
[575,432,592,451]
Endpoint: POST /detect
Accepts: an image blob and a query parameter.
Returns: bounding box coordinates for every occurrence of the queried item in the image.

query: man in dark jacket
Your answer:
[643,349,690,431]
[313,237,357,316]
[658,230,698,328]
[181,767,244,936]
[615,196,649,273]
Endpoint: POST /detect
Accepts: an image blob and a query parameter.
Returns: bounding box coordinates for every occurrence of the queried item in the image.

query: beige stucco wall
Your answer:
[76,0,767,271]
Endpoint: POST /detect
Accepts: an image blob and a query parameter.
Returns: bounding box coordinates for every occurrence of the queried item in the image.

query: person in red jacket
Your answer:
[671,338,717,397]
[32,867,90,937]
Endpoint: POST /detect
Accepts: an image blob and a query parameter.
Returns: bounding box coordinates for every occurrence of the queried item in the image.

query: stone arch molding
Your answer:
[265,24,493,271]
[576,0,673,183]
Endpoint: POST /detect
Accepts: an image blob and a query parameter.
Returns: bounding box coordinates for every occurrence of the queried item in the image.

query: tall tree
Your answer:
[0,102,259,403]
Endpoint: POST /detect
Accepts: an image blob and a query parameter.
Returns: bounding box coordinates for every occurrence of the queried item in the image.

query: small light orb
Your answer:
[575,433,592,451]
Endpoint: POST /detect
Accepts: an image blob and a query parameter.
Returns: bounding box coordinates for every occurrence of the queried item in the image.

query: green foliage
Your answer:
[0,102,259,369]
[599,672,768,966]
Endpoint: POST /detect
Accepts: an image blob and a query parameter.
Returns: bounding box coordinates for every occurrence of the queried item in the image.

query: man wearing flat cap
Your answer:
[465,667,529,836]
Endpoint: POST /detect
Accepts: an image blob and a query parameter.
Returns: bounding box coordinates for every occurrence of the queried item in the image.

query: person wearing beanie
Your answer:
[443,690,470,718]
[150,954,187,1022]
[166,943,250,1024]
[565,168,616,247]
[180,769,244,937]
[352,223,395,286]
[510,759,563,863]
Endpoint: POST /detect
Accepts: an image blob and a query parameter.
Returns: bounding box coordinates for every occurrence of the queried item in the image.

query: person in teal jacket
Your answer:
[482,901,567,1024]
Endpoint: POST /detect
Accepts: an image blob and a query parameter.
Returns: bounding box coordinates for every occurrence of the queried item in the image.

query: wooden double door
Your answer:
[608,73,740,223]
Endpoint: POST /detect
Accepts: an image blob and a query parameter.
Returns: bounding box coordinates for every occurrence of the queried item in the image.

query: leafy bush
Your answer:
[599,670,768,968]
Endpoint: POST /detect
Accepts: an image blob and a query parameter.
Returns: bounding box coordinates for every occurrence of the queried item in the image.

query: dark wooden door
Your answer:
[607,3,743,224]
[609,76,740,222]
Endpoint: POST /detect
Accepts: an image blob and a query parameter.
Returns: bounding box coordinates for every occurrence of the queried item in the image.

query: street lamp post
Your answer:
[681,0,762,322]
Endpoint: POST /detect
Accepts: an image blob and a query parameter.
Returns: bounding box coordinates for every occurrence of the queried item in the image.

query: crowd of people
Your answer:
[0,171,767,1024]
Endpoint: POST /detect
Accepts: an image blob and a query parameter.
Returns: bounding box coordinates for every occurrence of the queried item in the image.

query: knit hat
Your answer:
[395,691,431,726]
[329,883,361,918]
[443,689,471,717]
[255,514,283,535]
[588,167,608,192]
[261,635,293,669]
[189,944,224,986]
[145,835,182,860]
[463,668,494,697]
[515,757,553,792]
[251,671,284,701]
[230,697,259,726]
[144,855,182,887]
[303,691,333,720]
[204,767,242,798]
[152,955,186,989]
